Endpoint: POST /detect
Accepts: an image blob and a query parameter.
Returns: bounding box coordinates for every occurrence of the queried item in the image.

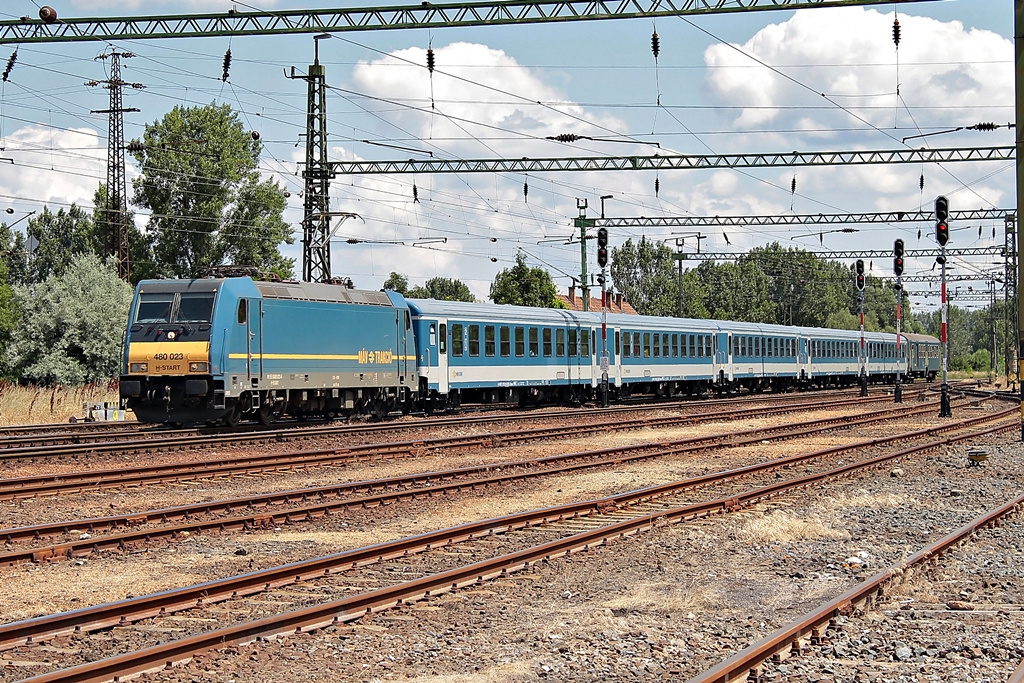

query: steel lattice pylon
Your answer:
[290,39,335,283]
[90,50,140,282]
[1005,215,1018,385]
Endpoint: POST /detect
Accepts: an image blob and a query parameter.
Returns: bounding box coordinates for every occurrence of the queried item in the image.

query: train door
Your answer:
[398,309,412,388]
[715,332,731,383]
[434,320,449,394]
[245,298,263,384]
[797,336,809,379]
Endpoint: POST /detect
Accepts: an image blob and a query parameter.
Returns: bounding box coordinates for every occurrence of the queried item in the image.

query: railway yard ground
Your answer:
[1,387,1023,682]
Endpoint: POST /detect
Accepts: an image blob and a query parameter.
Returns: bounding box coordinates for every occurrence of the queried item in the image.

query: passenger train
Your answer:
[118,276,940,425]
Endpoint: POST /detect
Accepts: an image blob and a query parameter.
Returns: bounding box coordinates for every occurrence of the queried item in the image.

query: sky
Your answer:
[0,0,1014,313]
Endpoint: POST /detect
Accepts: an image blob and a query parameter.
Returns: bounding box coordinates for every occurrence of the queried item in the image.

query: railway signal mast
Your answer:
[935,196,952,418]
[893,239,905,403]
[855,259,867,397]
[597,225,610,408]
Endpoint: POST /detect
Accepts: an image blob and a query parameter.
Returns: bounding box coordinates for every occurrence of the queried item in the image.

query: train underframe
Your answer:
[123,375,413,426]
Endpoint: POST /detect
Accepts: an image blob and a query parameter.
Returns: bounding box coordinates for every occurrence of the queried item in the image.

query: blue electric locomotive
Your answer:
[120,277,416,425]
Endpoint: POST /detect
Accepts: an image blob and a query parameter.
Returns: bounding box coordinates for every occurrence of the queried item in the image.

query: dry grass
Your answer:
[409,661,536,683]
[602,579,720,613]
[0,380,122,425]
[735,509,850,544]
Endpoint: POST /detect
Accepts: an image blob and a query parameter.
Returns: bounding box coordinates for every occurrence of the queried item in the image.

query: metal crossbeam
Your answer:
[677,246,1005,261]
[0,0,940,44]
[596,209,1015,228]
[326,146,1014,175]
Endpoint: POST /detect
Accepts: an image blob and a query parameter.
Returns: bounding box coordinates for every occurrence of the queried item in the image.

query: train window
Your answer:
[581,329,590,357]
[633,333,641,357]
[529,328,539,357]
[429,323,437,347]
[237,299,247,325]
[451,324,463,356]
[405,310,412,331]
[662,334,669,358]
[439,324,447,354]
[643,332,651,358]
[755,337,761,357]
[615,330,621,358]
[468,325,480,357]
[653,333,660,357]
[557,329,566,356]
[708,335,714,358]
[689,334,696,358]
[543,328,552,357]
[741,337,748,358]
[500,327,510,357]
[177,293,215,324]
[569,329,578,357]
[485,326,495,357]
[137,293,175,324]
[515,327,525,357]
[622,332,631,358]
[672,334,678,357]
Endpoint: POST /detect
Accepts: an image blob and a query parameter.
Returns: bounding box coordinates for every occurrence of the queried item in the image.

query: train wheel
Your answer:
[223,401,243,428]
[257,402,279,426]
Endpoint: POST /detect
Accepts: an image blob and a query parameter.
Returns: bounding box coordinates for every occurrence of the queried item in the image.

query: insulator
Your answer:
[523,179,529,201]
[654,176,660,196]
[412,182,419,203]
[973,122,996,131]
[2,51,17,82]
[651,31,660,60]
[426,48,435,74]
[553,133,580,143]
[919,173,924,192]
[892,18,901,47]
[127,141,145,153]
[222,48,232,82]
[917,228,922,240]
[993,226,997,238]
[790,176,796,194]
[979,226,983,238]
[39,6,57,23]
[250,131,260,141]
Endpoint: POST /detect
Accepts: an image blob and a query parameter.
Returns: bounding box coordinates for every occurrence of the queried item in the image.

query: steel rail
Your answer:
[0,398,948,564]
[1009,657,1024,683]
[0,393,897,500]
[1,405,1012,656]
[686,492,1024,683]
[0,389,863,460]
[10,414,1015,683]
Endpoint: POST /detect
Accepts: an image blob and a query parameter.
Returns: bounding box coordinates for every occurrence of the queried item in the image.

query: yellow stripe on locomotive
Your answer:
[128,341,211,376]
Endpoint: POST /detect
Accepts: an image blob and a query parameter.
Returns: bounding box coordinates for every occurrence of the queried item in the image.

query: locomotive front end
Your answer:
[119,279,224,424]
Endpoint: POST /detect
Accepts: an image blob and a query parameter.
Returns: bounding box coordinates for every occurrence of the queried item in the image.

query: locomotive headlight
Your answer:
[130,362,148,373]
[189,362,209,373]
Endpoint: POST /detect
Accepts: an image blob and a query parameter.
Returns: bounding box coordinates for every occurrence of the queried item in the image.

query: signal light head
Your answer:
[855,259,865,275]
[597,246,608,268]
[894,256,904,276]
[856,273,865,291]
[597,227,608,248]
[935,195,949,222]
[936,221,949,246]
[894,238,904,257]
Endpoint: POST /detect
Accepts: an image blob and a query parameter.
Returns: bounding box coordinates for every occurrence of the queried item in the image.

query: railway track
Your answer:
[0,392,922,500]
[1,405,1014,683]
[0,396,966,565]
[0,387,896,455]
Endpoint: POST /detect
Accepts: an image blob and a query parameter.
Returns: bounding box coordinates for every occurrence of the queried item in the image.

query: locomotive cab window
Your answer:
[237,299,247,325]
[429,323,437,347]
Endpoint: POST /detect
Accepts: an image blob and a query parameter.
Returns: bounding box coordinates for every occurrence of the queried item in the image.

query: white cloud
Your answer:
[704,7,1012,137]
[0,125,105,210]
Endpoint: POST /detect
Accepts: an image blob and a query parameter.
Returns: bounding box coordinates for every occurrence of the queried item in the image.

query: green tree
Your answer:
[409,277,475,302]
[490,252,564,308]
[383,272,409,295]
[690,259,776,323]
[23,205,96,284]
[5,253,133,384]
[131,101,293,279]
[609,238,679,317]
[0,217,28,285]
